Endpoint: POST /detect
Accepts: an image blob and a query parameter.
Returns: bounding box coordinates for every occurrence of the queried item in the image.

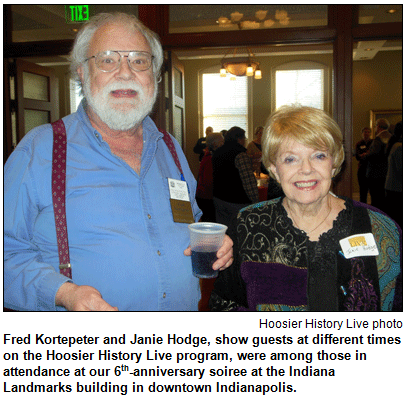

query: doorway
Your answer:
[4,51,186,159]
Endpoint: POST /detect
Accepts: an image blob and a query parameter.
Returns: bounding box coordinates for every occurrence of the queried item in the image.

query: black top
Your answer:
[212,141,251,204]
[355,139,372,169]
[210,196,386,311]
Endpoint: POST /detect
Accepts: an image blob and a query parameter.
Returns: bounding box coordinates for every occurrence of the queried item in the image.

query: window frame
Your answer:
[271,61,330,112]
[199,65,253,139]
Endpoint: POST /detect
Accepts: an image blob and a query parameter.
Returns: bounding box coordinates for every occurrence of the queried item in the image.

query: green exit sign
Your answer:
[65,5,92,23]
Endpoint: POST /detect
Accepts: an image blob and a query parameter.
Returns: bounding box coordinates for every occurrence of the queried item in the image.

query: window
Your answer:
[274,61,327,110]
[202,73,248,133]
[70,79,83,113]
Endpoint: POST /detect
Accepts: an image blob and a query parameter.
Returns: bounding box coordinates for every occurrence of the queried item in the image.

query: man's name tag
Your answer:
[339,233,379,259]
[168,178,194,224]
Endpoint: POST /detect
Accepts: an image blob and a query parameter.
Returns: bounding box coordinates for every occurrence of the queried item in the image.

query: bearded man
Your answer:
[4,13,233,311]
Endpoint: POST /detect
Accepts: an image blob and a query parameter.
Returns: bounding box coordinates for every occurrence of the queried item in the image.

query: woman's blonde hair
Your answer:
[262,105,345,179]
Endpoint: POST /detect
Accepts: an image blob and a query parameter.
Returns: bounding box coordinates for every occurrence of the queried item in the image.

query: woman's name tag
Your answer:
[339,233,379,259]
[167,178,194,224]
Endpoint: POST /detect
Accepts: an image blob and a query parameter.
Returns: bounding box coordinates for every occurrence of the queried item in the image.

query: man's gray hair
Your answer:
[69,12,164,89]
[375,118,390,131]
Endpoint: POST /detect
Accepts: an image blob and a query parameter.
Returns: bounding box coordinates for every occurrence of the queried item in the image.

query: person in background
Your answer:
[266,175,284,200]
[4,12,233,312]
[385,121,402,228]
[195,132,225,312]
[196,133,224,222]
[365,118,392,210]
[193,126,213,162]
[246,126,264,175]
[355,126,373,203]
[212,126,259,228]
[210,106,402,312]
[246,125,283,201]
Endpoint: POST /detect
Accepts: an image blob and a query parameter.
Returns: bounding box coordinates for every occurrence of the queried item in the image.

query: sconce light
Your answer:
[254,68,262,79]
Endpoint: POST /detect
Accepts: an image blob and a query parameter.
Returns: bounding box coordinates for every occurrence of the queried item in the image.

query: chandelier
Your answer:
[217,9,290,29]
[220,47,262,79]
[216,8,292,80]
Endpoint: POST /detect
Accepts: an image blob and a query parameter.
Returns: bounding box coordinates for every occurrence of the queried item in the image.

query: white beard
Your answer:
[83,72,157,131]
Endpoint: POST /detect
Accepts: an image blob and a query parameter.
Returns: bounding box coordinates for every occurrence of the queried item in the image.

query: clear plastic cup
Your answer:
[188,222,227,278]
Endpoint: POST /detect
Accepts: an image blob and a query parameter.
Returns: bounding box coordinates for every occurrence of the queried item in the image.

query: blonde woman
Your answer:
[210,106,402,312]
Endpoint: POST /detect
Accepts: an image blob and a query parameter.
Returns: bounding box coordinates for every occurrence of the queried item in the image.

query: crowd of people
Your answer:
[354,119,402,228]
[4,11,402,312]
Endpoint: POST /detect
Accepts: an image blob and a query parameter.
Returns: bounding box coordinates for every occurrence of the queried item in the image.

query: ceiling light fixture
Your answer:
[220,47,261,79]
[246,64,254,76]
[220,66,227,77]
[217,8,289,31]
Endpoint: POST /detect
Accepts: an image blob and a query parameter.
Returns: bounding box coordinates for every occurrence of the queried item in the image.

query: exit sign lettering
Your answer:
[65,5,92,23]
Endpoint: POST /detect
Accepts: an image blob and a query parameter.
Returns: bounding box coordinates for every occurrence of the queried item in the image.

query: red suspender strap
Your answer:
[160,130,185,180]
[51,119,72,279]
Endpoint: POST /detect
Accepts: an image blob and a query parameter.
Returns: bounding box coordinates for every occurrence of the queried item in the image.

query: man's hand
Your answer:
[55,282,118,311]
[184,234,233,271]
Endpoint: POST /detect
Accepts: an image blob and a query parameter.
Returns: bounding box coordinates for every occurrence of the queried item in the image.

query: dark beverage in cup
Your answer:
[191,247,218,278]
[188,222,227,279]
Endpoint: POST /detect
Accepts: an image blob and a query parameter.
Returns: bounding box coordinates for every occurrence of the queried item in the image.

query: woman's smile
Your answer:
[294,180,319,189]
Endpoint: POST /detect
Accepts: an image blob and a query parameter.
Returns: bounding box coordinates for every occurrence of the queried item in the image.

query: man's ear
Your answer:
[77,65,84,85]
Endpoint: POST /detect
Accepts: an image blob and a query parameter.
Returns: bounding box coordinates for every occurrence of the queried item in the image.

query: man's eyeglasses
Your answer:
[85,50,154,72]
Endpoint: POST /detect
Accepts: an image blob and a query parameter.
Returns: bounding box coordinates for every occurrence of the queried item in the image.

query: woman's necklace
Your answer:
[286,196,332,235]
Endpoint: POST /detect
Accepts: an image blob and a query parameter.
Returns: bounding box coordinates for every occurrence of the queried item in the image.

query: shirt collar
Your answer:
[141,114,163,143]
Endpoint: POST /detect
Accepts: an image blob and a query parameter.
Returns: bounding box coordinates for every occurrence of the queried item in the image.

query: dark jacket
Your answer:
[366,131,392,179]
[212,141,251,204]
[355,139,373,170]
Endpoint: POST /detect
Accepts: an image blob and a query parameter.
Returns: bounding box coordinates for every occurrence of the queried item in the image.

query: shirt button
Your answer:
[157,250,161,256]
[163,293,166,298]
[148,214,152,219]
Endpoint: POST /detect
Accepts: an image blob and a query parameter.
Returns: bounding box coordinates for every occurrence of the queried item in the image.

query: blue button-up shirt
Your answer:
[4,103,202,311]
